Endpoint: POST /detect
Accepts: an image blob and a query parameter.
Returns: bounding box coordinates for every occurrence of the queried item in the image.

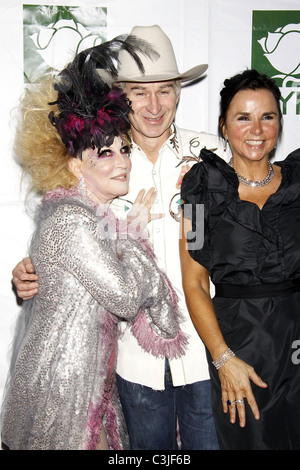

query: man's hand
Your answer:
[12,257,39,300]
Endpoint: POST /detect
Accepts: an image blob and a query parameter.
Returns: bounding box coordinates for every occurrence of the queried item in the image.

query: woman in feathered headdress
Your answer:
[1,36,187,450]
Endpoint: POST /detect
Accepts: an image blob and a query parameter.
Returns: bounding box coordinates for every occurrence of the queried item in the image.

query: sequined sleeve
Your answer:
[38,202,187,352]
[0,199,187,451]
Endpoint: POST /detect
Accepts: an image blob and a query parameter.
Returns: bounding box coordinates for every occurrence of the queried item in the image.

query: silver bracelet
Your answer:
[212,348,235,370]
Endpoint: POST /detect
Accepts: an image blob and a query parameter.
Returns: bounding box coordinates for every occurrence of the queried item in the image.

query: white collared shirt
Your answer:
[115,125,230,389]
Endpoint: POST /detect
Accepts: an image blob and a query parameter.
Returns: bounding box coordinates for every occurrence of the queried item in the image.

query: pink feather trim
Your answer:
[130,309,189,360]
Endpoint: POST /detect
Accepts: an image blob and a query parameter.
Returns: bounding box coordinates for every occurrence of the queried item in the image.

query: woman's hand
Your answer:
[12,257,39,300]
[127,188,164,231]
[180,216,268,429]
[218,355,268,427]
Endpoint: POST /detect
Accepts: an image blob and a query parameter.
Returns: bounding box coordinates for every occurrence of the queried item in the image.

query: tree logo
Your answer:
[252,11,300,115]
[23,5,107,83]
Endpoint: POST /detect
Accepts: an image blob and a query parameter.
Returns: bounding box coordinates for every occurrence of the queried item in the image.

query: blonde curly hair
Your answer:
[15,75,132,196]
[15,75,78,195]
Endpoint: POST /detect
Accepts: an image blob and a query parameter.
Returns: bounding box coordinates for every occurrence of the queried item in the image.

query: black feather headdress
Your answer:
[49,35,159,157]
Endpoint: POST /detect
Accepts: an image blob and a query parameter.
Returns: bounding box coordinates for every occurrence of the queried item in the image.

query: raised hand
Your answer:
[126,188,164,232]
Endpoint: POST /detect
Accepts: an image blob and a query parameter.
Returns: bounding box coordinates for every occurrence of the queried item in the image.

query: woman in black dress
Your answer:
[180,69,300,450]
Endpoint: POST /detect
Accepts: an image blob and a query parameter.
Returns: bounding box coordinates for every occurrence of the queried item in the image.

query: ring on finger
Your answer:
[235,399,244,405]
[227,400,235,406]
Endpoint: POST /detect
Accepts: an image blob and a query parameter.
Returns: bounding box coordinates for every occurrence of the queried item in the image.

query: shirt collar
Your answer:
[130,124,182,160]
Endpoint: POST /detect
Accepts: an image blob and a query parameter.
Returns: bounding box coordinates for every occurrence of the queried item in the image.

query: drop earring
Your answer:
[77,175,87,196]
[78,174,85,188]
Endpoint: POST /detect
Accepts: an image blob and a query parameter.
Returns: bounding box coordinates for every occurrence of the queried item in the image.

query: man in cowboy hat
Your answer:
[113,25,230,450]
[12,25,230,450]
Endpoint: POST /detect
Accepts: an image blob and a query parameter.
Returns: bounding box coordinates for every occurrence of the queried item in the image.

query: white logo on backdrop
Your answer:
[30,19,103,72]
[258,23,300,114]
[258,23,300,86]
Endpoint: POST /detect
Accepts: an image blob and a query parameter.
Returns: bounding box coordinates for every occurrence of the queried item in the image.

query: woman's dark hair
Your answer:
[218,69,283,139]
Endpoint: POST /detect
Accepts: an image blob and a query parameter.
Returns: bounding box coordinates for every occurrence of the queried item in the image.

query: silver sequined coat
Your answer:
[1,186,187,450]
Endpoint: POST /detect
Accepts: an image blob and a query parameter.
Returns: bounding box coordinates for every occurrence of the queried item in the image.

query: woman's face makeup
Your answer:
[222,88,280,164]
[75,136,131,205]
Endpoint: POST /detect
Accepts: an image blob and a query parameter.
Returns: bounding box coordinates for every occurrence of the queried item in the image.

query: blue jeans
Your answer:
[116,361,219,450]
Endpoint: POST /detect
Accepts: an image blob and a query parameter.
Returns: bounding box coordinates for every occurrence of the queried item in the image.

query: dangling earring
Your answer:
[77,174,85,188]
[77,174,87,196]
[224,139,228,152]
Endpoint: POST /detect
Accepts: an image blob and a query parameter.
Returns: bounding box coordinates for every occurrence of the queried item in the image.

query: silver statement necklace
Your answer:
[229,158,274,188]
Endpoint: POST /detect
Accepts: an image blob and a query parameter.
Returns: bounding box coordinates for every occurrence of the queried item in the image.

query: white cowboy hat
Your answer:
[116,25,208,83]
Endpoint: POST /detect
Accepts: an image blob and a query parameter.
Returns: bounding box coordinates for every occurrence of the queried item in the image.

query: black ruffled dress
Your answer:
[181,148,300,450]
